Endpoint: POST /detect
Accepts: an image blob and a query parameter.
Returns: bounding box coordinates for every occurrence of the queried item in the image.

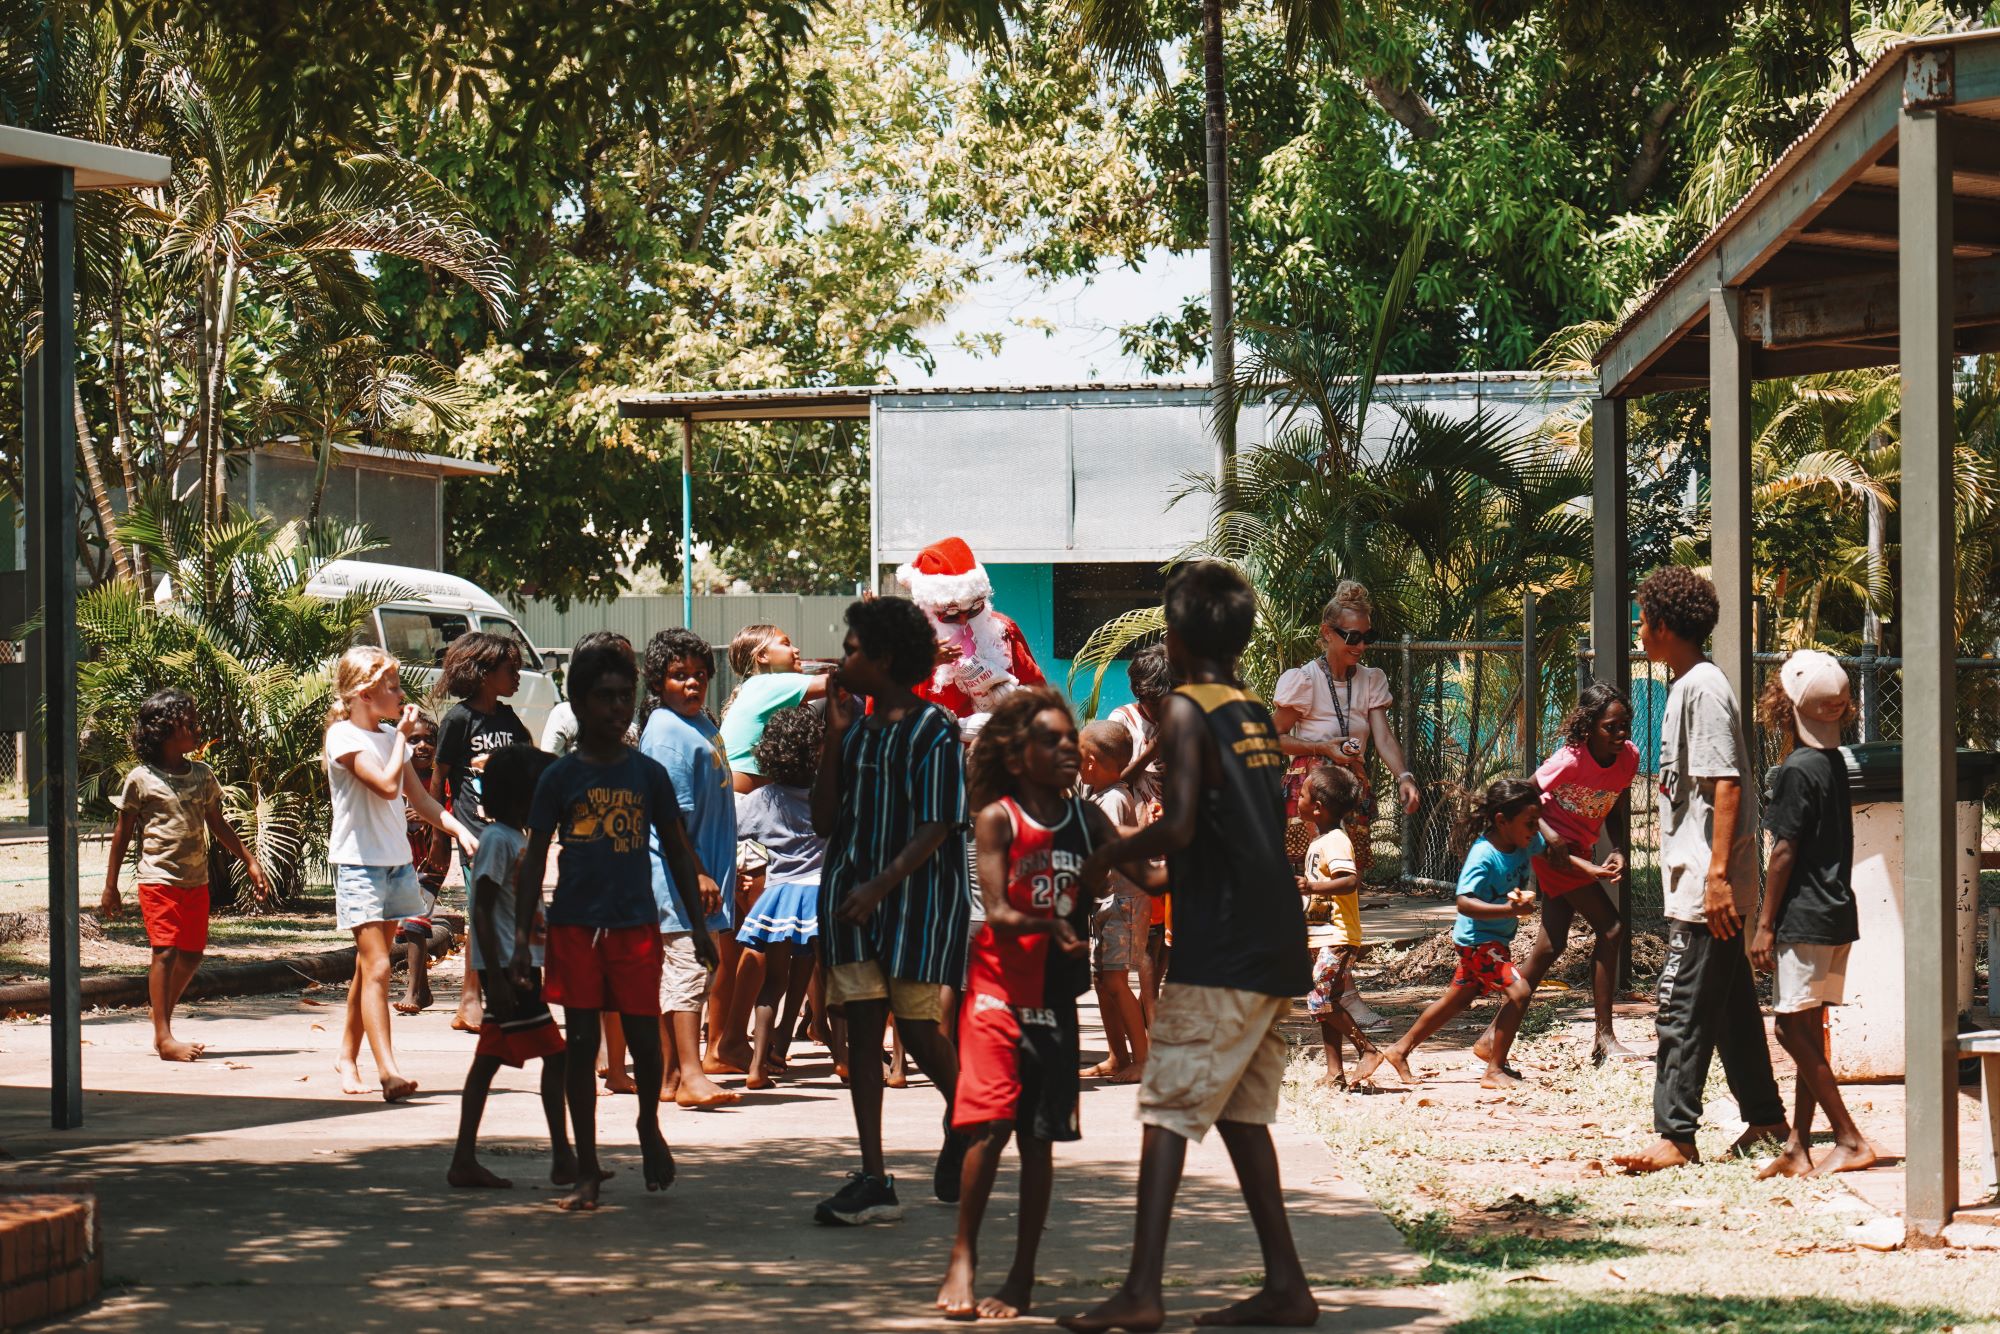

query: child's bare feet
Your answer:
[1809,1139,1878,1176]
[1756,1143,1814,1179]
[640,1125,676,1191]
[557,1174,602,1211]
[1193,1285,1320,1327]
[155,1037,203,1062]
[393,1000,423,1015]
[1614,1137,1698,1174]
[447,1161,512,1189]
[886,1068,909,1089]
[1081,1057,1117,1077]
[1060,1289,1166,1333]
[936,1253,978,1319]
[714,1040,755,1072]
[451,1002,482,1032]
[745,1071,777,1090]
[1729,1123,1789,1158]
[1109,1064,1143,1085]
[1471,1032,1494,1065]
[673,1070,741,1108]
[335,1058,368,1095]
[1591,1033,1640,1064]
[701,1054,748,1077]
[979,1273,1034,1320]
[1352,1049,1413,1087]
[601,1071,638,1096]
[380,1075,419,1103]
[550,1147,580,1186]
[1479,1066,1522,1090]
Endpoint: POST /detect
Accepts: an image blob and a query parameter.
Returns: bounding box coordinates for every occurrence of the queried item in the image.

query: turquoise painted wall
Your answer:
[986,562,1136,718]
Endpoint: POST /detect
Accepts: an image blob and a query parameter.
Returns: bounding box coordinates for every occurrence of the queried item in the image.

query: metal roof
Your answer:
[1595,29,2000,397]
[256,437,501,478]
[618,371,1566,423]
[0,126,169,190]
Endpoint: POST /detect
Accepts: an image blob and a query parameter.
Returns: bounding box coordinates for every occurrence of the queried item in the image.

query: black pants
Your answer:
[1652,921,1786,1141]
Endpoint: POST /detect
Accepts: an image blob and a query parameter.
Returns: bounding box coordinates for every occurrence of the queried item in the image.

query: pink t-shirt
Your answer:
[1532,740,1639,894]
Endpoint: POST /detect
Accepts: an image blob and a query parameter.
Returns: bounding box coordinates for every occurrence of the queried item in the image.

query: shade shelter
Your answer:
[0,126,171,1127]
[1590,33,2000,1238]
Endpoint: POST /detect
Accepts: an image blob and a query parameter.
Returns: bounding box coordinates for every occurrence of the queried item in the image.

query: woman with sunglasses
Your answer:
[1272,581,1423,874]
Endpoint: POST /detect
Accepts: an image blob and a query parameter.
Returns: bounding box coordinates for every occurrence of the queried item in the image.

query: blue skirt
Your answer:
[737,879,819,949]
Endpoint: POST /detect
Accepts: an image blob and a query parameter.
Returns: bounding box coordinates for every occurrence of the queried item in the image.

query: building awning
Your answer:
[1595,31,2000,397]
[255,437,502,478]
[0,126,168,191]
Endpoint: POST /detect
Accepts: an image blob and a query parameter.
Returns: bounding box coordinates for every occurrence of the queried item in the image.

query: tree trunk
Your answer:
[73,385,127,583]
[203,255,242,526]
[108,240,147,585]
[1203,0,1236,500]
[1622,95,1681,203]
[1364,76,1440,141]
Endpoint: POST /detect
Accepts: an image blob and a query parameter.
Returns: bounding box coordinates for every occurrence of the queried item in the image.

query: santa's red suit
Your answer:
[896,537,1046,723]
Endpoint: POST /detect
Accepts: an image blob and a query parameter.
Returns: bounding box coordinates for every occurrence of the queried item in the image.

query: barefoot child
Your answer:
[519,638,718,1210]
[1078,721,1149,1083]
[733,705,826,1089]
[100,689,271,1061]
[1297,765,1380,1089]
[1615,567,1789,1174]
[1064,561,1319,1333]
[1356,778,1582,1091]
[449,744,576,1189]
[395,711,447,1015]
[431,632,534,1033]
[1751,652,1877,1178]
[1474,684,1636,1066]
[814,596,970,1226]
[638,628,742,1107]
[325,649,479,1101]
[937,689,1162,1320]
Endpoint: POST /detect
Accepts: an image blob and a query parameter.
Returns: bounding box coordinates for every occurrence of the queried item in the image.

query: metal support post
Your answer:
[679,417,696,629]
[1521,591,1539,767]
[1398,633,1414,881]
[1590,397,1633,984]
[1898,104,1959,1239]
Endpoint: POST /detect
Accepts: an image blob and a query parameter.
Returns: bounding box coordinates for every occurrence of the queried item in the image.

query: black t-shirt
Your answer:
[437,701,532,834]
[1165,685,1312,997]
[1762,746,1858,944]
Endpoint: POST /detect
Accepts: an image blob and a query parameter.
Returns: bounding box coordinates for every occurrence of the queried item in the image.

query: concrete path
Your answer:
[0,987,1447,1331]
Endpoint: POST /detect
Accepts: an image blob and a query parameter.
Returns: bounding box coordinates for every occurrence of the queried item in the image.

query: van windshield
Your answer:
[380,608,471,666]
[477,617,544,671]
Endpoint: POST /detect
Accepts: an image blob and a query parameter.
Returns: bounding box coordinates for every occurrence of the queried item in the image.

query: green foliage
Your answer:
[77,491,401,909]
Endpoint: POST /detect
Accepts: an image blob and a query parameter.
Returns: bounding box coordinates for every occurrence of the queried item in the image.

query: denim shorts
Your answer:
[334,863,427,931]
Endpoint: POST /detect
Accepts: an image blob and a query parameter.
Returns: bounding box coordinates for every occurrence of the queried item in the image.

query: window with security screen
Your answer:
[1052,562,1164,659]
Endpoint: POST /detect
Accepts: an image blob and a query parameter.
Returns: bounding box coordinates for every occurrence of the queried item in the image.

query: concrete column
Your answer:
[1708,289,1755,711]
[1898,105,1959,1239]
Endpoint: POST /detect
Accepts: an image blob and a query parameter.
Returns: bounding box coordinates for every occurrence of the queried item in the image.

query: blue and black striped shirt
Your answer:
[818,701,970,986]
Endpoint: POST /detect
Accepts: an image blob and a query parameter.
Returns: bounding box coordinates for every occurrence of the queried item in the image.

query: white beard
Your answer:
[926,606,1017,706]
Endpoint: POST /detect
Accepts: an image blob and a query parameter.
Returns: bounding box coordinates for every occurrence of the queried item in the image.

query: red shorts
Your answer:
[952,991,1081,1142]
[1451,941,1520,997]
[543,925,663,1016]
[137,883,209,951]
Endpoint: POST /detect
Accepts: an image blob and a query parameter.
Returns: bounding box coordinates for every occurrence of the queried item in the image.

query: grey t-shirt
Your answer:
[1657,661,1758,923]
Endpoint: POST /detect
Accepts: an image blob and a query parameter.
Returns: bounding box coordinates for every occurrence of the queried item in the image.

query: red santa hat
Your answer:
[896,536,993,610]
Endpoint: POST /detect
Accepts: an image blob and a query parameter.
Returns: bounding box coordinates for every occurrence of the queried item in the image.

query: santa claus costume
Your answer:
[895,537,1046,724]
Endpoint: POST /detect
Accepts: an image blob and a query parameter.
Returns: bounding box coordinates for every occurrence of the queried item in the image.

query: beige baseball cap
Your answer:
[1780,650,1850,749]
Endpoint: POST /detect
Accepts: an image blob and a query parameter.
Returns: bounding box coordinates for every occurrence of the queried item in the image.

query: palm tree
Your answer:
[77,488,406,908]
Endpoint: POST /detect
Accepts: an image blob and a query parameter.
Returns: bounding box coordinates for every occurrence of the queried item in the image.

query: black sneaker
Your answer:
[814,1171,902,1226]
[934,1130,968,1203]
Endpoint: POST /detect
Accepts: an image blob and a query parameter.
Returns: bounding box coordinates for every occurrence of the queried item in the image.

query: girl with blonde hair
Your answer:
[718,622,828,795]
[324,646,478,1101]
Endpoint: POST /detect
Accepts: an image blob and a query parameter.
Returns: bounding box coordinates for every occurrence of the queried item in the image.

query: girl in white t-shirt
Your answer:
[325,646,477,1102]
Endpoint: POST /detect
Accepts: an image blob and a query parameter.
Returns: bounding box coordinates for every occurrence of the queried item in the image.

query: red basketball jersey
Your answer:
[966,795,1095,1007]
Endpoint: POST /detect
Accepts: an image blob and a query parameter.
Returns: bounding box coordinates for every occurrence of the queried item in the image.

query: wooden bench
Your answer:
[1963,1029,2000,1199]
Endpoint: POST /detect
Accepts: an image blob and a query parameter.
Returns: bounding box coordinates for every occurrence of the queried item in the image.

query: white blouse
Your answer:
[1272,661,1393,753]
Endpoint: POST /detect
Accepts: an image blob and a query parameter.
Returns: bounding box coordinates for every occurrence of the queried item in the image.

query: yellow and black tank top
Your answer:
[1167,684,1311,997]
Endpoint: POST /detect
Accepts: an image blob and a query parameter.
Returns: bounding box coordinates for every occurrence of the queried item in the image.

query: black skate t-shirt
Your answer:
[1762,745,1858,944]
[437,701,533,835]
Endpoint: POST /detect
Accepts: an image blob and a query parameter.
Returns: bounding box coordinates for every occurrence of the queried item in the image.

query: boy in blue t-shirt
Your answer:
[1359,778,1612,1091]
[521,640,715,1211]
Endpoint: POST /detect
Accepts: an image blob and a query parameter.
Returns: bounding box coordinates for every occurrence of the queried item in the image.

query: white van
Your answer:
[304,560,560,742]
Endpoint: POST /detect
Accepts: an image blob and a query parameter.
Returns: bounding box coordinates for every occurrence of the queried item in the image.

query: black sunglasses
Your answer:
[1328,627,1379,647]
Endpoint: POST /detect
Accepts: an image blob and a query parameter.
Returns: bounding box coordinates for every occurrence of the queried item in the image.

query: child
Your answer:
[733,705,826,1089]
[1064,561,1317,1334]
[719,622,829,795]
[519,638,717,1210]
[1111,645,1171,1015]
[1615,567,1789,1174]
[100,688,271,1062]
[1077,720,1149,1083]
[937,688,1161,1320]
[395,710,448,1015]
[813,595,969,1226]
[448,744,576,1190]
[1298,765,1381,1089]
[638,628,742,1105]
[1356,778,1600,1091]
[1751,652,1876,1178]
[324,648,478,1102]
[540,631,636,757]
[430,632,534,1034]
